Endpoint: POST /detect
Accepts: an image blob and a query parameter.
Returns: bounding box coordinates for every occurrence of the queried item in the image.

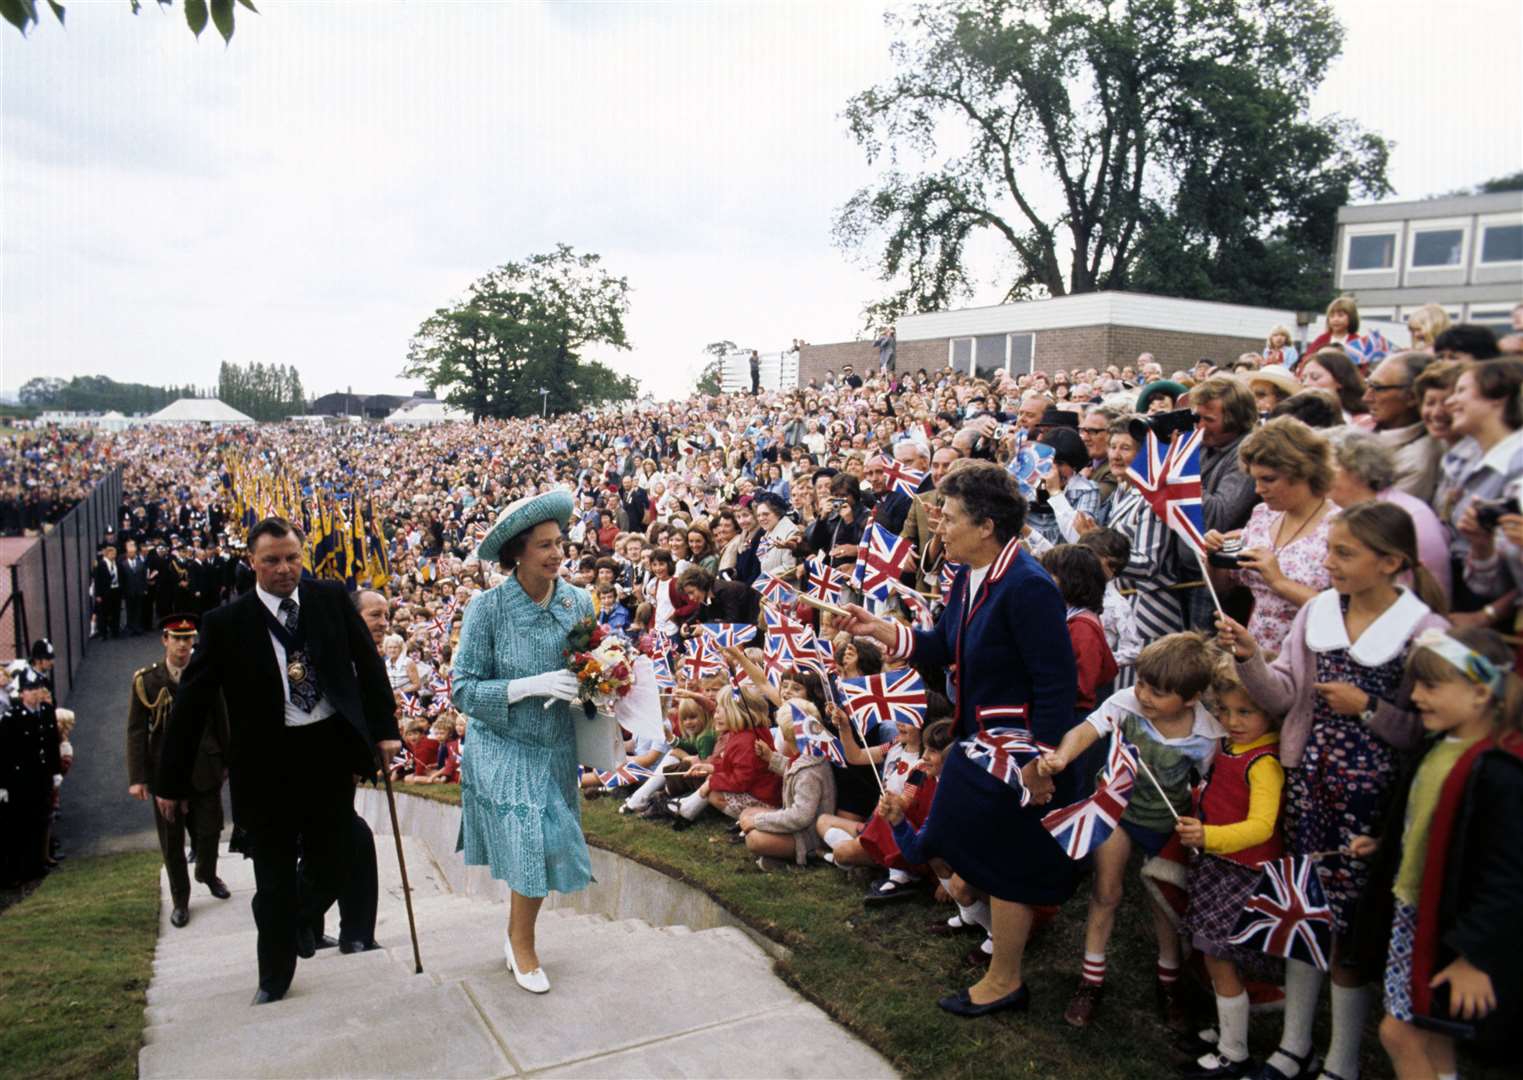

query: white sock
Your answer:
[958,899,992,934]
[823,827,851,849]
[1214,991,1250,1063]
[676,791,707,821]
[1436,1072,1457,1080]
[979,935,993,956]
[626,770,665,811]
[1263,959,1325,1075]
[1323,983,1371,1080]
[887,867,913,884]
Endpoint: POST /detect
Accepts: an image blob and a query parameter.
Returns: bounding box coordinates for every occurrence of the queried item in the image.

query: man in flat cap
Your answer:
[127,613,231,928]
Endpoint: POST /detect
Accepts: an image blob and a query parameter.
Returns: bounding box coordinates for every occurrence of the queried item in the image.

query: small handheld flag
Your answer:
[853,524,915,603]
[1126,428,1208,556]
[1007,436,1056,500]
[838,668,929,731]
[699,623,758,649]
[782,701,846,764]
[1227,856,1334,971]
[961,728,1051,805]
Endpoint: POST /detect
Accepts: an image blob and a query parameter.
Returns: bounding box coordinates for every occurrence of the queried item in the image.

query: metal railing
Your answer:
[3,467,124,704]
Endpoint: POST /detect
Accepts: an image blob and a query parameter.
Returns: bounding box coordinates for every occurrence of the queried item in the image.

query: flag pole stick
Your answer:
[1193,548,1226,619]
[1132,753,1182,824]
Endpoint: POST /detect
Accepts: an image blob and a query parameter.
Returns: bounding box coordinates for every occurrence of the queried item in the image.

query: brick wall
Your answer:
[798,326,1264,384]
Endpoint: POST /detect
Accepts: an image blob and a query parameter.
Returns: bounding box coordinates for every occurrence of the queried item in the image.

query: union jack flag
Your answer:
[1102,731,1140,789]
[782,701,846,765]
[1041,770,1134,860]
[804,554,847,605]
[427,673,452,706]
[754,571,797,607]
[793,635,836,684]
[1125,427,1208,556]
[1007,436,1057,500]
[650,654,676,691]
[853,523,915,603]
[763,606,815,662]
[885,578,936,630]
[647,630,676,659]
[682,637,726,681]
[838,668,929,731]
[939,561,962,604]
[961,728,1051,805]
[1343,330,1395,371]
[422,610,453,639]
[699,623,757,649]
[1228,857,1334,970]
[882,458,928,498]
[586,763,655,789]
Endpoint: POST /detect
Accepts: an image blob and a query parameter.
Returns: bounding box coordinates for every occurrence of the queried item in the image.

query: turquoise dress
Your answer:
[452,575,595,898]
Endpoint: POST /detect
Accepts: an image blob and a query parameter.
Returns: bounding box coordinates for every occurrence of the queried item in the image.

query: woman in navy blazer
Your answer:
[842,459,1080,1019]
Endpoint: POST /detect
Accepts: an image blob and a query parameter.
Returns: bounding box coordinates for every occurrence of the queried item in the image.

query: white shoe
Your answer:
[504,934,549,994]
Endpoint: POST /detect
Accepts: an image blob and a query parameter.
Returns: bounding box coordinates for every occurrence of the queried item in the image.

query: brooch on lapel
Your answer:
[561,598,572,610]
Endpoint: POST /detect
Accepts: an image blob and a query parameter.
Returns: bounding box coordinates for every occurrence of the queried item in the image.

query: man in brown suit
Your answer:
[900,446,960,592]
[127,613,231,928]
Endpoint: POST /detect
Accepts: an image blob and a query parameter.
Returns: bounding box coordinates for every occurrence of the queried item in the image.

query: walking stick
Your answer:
[375,751,424,974]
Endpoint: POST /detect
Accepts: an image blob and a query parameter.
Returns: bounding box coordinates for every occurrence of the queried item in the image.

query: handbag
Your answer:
[574,699,625,773]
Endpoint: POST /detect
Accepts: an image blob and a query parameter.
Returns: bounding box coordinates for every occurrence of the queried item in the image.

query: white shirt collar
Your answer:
[255,583,298,619]
[1479,428,1523,474]
[1304,587,1431,666]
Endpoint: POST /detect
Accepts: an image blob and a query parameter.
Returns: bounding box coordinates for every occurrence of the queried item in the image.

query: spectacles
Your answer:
[1080,426,1109,435]
[1365,382,1412,393]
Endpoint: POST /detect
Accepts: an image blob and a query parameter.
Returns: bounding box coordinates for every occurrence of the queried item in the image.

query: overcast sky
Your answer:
[3,0,1519,404]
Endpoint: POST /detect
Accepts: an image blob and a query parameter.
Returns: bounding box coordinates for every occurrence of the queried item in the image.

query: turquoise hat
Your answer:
[476,489,575,564]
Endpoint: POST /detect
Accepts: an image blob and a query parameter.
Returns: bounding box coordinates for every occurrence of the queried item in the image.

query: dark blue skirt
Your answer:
[917,742,1080,905]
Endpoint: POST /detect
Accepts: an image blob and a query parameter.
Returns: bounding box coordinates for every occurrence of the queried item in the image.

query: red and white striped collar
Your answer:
[987,535,1023,584]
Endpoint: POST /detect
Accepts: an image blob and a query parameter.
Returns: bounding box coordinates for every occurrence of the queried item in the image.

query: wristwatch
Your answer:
[1358,695,1377,726]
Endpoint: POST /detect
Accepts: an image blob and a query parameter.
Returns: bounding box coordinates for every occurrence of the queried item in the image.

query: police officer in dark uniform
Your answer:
[126,613,231,927]
[27,639,56,695]
[0,668,61,887]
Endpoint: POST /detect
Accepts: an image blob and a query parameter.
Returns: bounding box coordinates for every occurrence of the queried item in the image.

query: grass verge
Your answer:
[395,783,1516,1079]
[0,851,161,1080]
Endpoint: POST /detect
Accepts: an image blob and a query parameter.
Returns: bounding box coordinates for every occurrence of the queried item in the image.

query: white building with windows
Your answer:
[1334,191,1522,335]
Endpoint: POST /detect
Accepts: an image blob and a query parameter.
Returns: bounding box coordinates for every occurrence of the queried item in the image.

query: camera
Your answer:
[1475,497,1521,531]
[1127,408,1198,445]
[1207,536,1245,569]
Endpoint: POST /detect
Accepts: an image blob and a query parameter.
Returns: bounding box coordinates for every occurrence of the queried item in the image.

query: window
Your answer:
[1346,232,1396,272]
[1411,228,1465,268]
[1467,308,1517,334]
[948,337,975,374]
[1007,333,1034,376]
[1480,223,1523,264]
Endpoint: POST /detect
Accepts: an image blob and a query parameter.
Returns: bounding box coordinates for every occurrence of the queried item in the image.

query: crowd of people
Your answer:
[4,293,1522,1077]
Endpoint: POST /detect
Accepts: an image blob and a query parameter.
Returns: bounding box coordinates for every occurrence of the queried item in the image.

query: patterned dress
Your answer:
[1283,626,1407,941]
[451,575,595,898]
[1226,501,1336,656]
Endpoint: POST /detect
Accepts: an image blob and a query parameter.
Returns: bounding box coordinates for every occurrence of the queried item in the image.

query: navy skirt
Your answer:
[916,741,1080,905]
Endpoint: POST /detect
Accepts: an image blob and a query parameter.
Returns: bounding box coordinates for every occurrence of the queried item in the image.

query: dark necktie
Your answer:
[278,597,323,713]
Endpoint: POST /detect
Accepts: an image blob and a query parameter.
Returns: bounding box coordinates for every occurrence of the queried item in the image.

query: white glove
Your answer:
[0,789,8,803]
[507,670,581,706]
[53,774,63,789]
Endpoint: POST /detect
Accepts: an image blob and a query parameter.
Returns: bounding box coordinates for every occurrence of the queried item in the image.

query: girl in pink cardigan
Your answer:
[1215,501,1449,1080]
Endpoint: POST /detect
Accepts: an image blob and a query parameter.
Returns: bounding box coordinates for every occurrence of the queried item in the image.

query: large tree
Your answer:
[696,340,738,396]
[402,245,638,421]
[835,0,1392,321]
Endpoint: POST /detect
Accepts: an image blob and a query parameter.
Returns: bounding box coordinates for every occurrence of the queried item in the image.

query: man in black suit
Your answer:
[92,542,123,639]
[121,540,150,634]
[156,517,398,1005]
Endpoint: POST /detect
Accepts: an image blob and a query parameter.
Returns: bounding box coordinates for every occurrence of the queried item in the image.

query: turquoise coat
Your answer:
[451,575,595,898]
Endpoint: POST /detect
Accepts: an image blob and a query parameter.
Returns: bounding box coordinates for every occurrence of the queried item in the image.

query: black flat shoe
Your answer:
[863,875,920,906]
[937,984,1030,1018]
[250,988,285,1006]
[339,938,381,954]
[313,934,341,951]
[1251,1049,1322,1080]
[200,876,231,900]
[296,926,316,959]
[169,906,189,928]
[1182,1054,1253,1080]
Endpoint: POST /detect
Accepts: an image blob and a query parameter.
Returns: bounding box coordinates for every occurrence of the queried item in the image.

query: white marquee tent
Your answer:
[137,398,256,426]
[384,399,471,426]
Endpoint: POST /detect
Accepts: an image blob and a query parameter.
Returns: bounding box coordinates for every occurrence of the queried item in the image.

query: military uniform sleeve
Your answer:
[126,670,151,788]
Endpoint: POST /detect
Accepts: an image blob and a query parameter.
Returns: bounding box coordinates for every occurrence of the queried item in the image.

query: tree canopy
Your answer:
[696,340,738,396]
[217,360,305,421]
[835,0,1393,322]
[402,245,639,421]
[2,0,255,42]
[18,374,195,413]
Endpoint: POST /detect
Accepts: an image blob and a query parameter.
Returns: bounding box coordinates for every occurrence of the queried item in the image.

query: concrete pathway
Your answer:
[138,821,896,1079]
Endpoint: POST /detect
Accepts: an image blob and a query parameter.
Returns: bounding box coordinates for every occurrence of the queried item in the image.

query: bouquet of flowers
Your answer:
[563,617,636,706]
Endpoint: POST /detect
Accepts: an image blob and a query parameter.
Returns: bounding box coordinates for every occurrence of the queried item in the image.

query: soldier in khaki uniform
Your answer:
[127,613,231,928]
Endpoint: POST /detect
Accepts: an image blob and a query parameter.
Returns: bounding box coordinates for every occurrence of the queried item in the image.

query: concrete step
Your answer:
[145,947,413,1026]
[138,981,512,1080]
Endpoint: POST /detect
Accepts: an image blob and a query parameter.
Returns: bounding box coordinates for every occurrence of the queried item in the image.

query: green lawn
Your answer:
[0,852,162,1080]
[397,783,1515,1080]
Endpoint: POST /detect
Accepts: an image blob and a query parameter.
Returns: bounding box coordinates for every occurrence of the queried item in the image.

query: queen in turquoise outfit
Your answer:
[451,488,593,995]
